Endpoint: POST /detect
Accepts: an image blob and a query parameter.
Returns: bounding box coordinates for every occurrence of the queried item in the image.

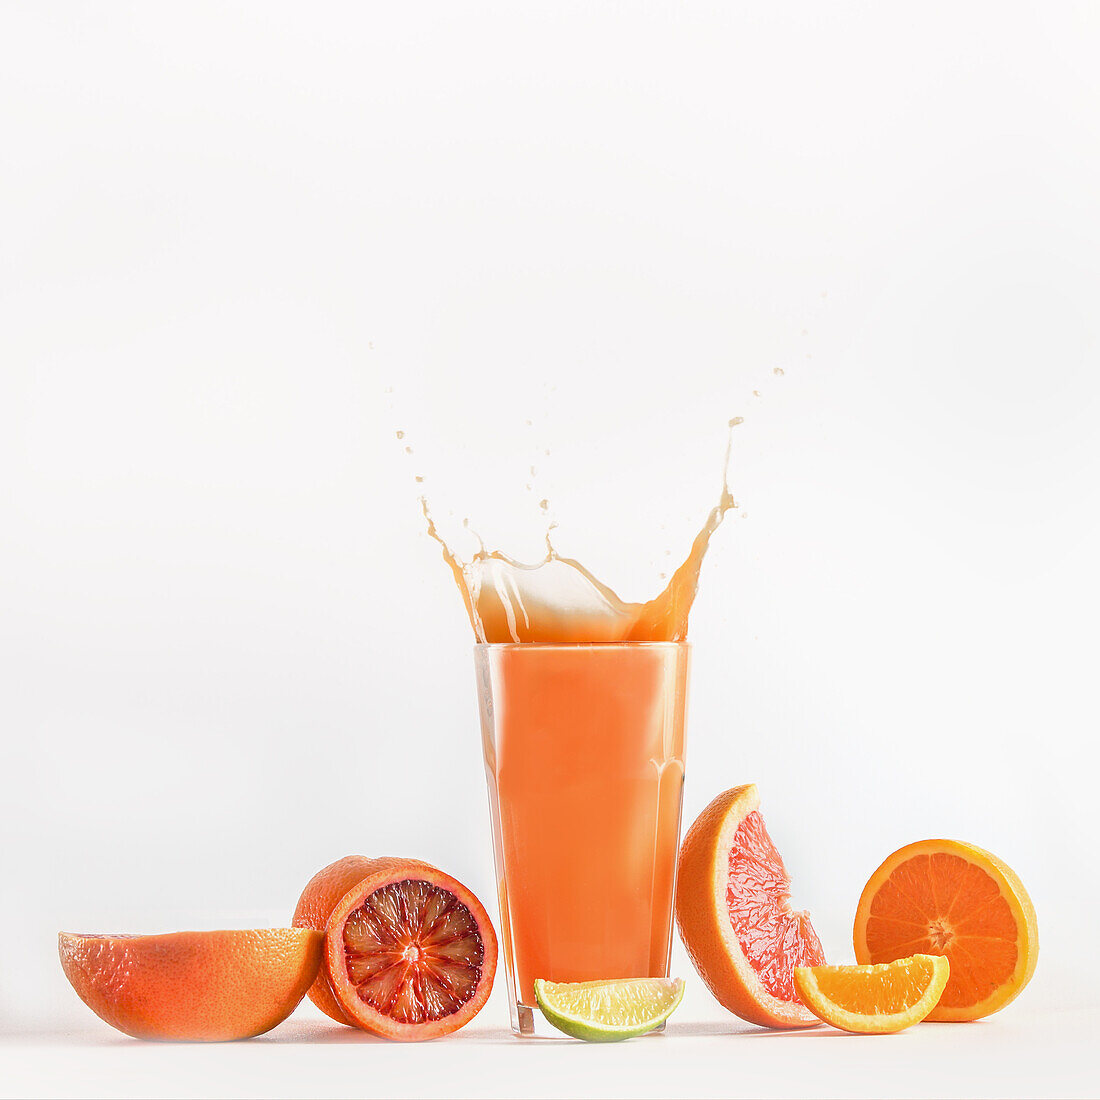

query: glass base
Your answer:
[512,1003,668,1038]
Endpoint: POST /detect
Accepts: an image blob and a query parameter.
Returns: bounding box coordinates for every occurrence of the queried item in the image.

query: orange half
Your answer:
[794,955,950,1034]
[59,929,322,1041]
[853,839,1038,1021]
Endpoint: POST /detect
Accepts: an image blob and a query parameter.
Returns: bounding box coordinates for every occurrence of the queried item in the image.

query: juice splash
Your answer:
[423,421,739,643]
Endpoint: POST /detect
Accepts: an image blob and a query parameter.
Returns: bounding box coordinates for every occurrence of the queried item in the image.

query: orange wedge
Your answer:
[853,839,1038,1021]
[794,955,949,1034]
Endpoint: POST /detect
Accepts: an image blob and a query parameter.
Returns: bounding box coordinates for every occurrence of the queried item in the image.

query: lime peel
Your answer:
[534,977,684,1042]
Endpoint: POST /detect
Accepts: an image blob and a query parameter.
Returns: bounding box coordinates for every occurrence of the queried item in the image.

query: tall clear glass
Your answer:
[475,642,690,1037]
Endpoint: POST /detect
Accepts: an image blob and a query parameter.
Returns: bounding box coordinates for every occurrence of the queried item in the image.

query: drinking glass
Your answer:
[475,642,690,1036]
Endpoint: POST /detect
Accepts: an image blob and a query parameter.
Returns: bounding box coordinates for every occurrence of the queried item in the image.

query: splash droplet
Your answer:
[539,499,550,512]
[405,446,413,455]
[752,390,761,397]
[773,367,785,376]
[422,427,737,643]
[396,430,405,440]
[415,475,424,484]
[728,416,744,428]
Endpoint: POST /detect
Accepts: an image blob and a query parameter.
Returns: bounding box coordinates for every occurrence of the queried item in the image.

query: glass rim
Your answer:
[473,640,691,650]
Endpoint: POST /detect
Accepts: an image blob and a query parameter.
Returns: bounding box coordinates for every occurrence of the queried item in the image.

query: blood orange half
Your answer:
[676,784,825,1028]
[320,860,497,1041]
[293,855,434,1024]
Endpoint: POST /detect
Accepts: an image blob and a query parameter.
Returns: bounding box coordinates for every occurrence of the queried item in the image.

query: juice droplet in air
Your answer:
[423,422,740,643]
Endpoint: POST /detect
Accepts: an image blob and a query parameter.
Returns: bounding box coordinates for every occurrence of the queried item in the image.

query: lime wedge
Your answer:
[533,977,684,1042]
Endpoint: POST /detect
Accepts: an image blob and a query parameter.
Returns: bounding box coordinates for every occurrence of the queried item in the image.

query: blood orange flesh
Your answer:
[293,855,434,1024]
[342,879,486,1024]
[728,810,825,1002]
[324,863,497,1040]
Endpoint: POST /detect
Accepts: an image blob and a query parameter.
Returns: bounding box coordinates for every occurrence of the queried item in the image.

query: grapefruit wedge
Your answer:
[676,784,825,1028]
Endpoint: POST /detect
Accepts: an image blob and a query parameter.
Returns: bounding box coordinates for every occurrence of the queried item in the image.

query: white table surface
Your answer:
[3,993,1094,1099]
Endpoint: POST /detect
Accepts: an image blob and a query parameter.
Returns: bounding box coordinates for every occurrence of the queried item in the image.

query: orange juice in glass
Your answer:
[424,435,734,1035]
[476,641,689,1034]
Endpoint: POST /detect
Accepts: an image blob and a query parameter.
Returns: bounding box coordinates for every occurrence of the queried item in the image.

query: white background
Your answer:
[2,2,1098,1097]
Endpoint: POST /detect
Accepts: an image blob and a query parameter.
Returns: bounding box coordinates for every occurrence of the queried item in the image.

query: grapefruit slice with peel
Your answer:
[853,839,1038,1021]
[58,928,322,1041]
[320,859,498,1040]
[676,784,825,1028]
[794,954,950,1034]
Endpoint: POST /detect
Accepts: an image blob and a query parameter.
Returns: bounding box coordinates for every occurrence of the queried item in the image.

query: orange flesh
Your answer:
[810,957,940,1015]
[864,853,1017,1009]
[728,811,825,1002]
[341,879,484,1024]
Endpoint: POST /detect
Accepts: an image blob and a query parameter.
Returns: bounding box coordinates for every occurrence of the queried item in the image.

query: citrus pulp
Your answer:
[676,783,825,1028]
[853,838,1038,1021]
[315,858,498,1040]
[534,977,684,1042]
[293,855,433,1024]
[794,954,950,1034]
